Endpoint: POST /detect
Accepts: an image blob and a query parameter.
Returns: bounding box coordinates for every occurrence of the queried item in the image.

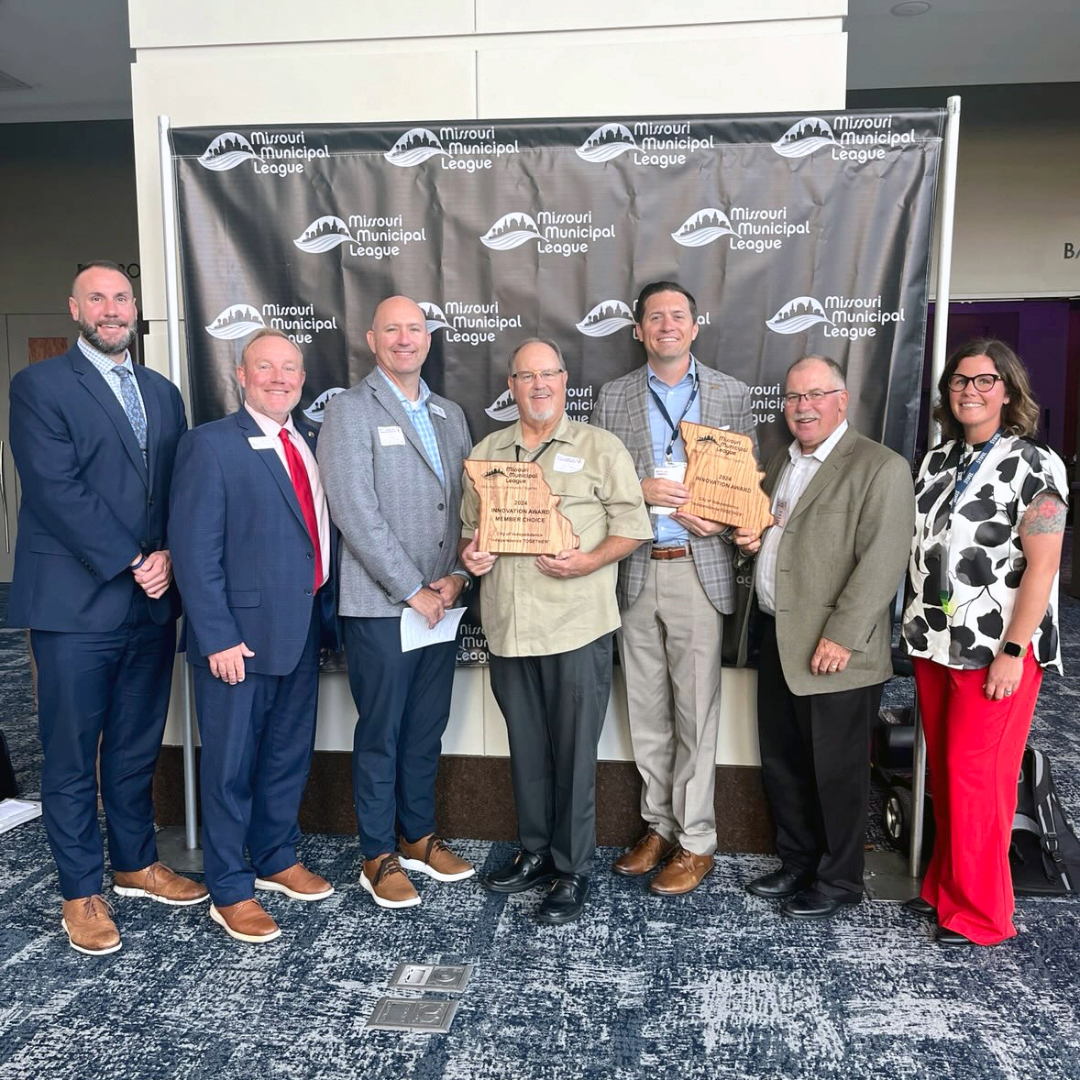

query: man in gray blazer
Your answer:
[593,281,758,895]
[317,295,474,910]
[735,355,913,920]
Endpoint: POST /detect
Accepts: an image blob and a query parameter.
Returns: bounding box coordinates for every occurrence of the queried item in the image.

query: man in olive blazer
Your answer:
[737,356,913,920]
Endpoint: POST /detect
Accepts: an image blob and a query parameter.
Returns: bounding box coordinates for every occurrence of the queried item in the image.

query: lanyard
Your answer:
[939,428,1002,613]
[515,439,555,464]
[951,429,1002,513]
[648,374,699,462]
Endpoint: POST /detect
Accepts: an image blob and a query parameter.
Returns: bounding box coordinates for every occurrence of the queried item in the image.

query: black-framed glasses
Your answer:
[782,388,844,407]
[510,369,565,384]
[947,373,1004,392]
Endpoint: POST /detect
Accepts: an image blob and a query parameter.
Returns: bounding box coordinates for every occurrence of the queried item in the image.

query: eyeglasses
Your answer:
[510,369,565,384]
[782,388,844,407]
[947,373,1004,392]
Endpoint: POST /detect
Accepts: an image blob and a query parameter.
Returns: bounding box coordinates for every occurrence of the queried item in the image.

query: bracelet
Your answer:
[131,553,147,571]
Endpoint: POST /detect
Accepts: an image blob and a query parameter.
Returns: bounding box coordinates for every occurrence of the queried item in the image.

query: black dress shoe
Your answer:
[746,868,814,899]
[782,886,862,920]
[535,873,590,925]
[937,926,976,946]
[903,896,937,919]
[482,851,557,894]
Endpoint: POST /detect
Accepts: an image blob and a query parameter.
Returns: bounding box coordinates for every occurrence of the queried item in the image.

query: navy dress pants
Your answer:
[32,590,175,900]
[343,616,456,859]
[194,602,320,907]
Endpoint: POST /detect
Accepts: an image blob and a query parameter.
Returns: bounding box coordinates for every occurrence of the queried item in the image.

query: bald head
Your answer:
[367,295,431,395]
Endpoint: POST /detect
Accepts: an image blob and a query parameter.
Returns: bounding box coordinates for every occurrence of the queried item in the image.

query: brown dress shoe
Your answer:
[398,834,475,882]
[649,847,714,895]
[61,895,122,956]
[209,899,281,943]
[255,862,334,901]
[113,862,209,906]
[612,828,677,876]
[361,854,421,909]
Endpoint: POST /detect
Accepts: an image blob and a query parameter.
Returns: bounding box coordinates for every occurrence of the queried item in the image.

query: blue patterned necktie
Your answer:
[114,366,148,463]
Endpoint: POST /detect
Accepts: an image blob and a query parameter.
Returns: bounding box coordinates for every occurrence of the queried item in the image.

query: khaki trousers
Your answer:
[617,556,722,855]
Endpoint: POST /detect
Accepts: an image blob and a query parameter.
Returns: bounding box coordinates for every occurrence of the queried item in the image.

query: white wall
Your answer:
[850,83,1080,300]
[132,0,848,763]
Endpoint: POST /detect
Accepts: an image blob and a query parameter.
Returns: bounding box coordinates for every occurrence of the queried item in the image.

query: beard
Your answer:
[523,394,558,423]
[79,317,136,356]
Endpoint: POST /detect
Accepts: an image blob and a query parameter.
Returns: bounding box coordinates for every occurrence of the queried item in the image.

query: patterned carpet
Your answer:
[2,561,1080,1080]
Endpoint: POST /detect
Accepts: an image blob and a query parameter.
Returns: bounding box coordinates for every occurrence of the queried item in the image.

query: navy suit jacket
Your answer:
[7,343,187,632]
[169,407,339,677]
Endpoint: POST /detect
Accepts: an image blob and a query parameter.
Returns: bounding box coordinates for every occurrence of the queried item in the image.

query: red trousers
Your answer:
[912,654,1043,945]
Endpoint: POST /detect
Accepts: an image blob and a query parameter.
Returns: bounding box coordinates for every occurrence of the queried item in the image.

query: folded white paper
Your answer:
[0,798,42,835]
[400,606,466,653]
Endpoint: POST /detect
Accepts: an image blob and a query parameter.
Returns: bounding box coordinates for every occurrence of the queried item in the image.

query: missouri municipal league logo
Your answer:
[303,388,346,424]
[576,301,635,337]
[385,126,520,173]
[672,206,810,253]
[772,118,840,159]
[485,389,519,423]
[198,129,330,175]
[766,294,905,340]
[420,300,523,346]
[384,128,448,167]
[206,300,340,347]
[480,210,614,257]
[773,115,918,163]
[480,213,542,251]
[576,120,714,169]
[198,132,258,171]
[205,304,265,340]
[294,213,427,259]
[576,123,637,162]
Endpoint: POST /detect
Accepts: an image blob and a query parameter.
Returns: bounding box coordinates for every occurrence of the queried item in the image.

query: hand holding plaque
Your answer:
[464,459,579,555]
[677,421,774,533]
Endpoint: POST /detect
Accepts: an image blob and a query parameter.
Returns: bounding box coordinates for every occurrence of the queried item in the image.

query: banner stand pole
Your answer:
[156,114,201,868]
[909,95,962,882]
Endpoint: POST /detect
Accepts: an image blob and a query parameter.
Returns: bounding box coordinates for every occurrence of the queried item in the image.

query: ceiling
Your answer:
[0,0,1077,123]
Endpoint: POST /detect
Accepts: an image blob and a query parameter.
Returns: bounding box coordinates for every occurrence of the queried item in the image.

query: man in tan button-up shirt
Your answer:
[461,338,652,925]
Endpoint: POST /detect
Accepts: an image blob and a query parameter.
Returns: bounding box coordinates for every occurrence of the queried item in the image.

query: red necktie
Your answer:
[279,428,323,589]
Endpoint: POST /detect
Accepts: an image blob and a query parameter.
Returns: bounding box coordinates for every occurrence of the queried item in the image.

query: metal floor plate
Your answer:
[365,997,458,1034]
[388,962,472,995]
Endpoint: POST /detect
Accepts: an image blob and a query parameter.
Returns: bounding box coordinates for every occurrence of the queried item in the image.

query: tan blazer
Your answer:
[738,425,914,697]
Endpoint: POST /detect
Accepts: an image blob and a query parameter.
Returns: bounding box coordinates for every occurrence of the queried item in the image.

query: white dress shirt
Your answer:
[756,420,849,615]
[245,403,331,588]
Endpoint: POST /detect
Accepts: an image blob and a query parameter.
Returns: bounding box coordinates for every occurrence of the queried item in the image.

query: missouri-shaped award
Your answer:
[677,421,774,533]
[465,459,579,554]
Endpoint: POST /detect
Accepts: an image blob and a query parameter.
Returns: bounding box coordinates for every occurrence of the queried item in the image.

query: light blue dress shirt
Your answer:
[647,356,701,546]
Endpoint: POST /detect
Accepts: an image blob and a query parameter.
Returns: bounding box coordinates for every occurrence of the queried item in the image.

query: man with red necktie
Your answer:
[170,329,339,943]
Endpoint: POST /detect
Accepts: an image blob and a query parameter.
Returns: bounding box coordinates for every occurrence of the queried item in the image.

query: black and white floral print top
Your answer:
[903,435,1067,673]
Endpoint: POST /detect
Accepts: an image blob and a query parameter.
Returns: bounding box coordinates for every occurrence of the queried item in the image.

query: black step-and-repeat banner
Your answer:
[170,109,944,664]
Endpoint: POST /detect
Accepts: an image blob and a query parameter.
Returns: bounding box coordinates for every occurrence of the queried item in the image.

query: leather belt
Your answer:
[651,546,689,560]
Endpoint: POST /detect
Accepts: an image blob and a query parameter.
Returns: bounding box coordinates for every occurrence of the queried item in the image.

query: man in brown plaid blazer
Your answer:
[592,282,757,895]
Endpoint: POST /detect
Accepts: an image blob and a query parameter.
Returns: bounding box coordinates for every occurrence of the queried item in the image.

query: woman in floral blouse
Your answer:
[902,338,1067,946]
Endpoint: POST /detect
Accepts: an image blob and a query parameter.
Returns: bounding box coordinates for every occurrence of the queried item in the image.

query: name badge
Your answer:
[654,462,686,483]
[773,497,789,528]
[429,403,447,419]
[248,436,276,450]
[379,426,406,447]
[553,454,585,473]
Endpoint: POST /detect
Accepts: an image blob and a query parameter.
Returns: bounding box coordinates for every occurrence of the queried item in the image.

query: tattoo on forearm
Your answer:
[1022,494,1067,535]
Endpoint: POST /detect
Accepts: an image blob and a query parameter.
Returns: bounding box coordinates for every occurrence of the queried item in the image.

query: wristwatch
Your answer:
[1001,641,1027,658]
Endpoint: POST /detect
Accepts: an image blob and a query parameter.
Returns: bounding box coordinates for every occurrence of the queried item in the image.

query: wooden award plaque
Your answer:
[464,459,579,555]
[677,421,774,532]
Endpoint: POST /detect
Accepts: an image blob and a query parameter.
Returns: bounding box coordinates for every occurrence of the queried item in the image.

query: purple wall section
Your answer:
[922,301,1072,458]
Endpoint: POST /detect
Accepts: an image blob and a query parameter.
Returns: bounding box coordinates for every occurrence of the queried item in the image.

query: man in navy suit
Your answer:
[8,262,207,956]
[170,328,335,944]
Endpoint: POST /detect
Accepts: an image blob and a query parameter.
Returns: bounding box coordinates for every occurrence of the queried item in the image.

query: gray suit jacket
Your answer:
[316,369,471,618]
[592,359,757,613]
[738,425,914,696]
